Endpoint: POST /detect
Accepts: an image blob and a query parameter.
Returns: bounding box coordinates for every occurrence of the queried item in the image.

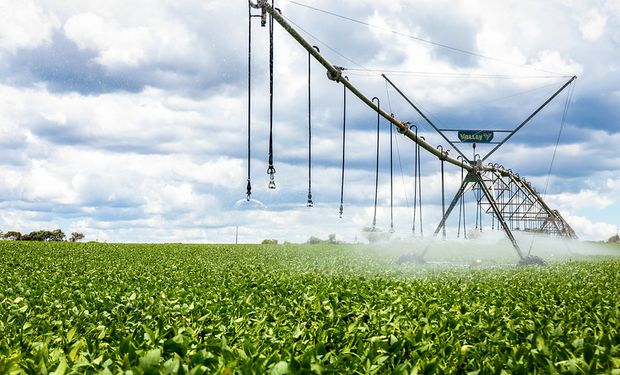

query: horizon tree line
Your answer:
[1,229,84,242]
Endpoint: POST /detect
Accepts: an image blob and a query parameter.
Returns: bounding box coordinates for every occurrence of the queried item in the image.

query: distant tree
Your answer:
[2,231,22,241]
[22,230,44,241]
[307,234,343,245]
[261,239,278,245]
[361,226,390,243]
[50,229,66,242]
[22,229,66,242]
[607,234,620,244]
[306,236,323,245]
[70,232,85,242]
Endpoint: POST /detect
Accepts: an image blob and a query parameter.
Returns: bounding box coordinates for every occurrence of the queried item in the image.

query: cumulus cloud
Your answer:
[548,190,614,210]
[64,13,153,68]
[63,10,199,71]
[577,9,607,41]
[564,214,616,240]
[0,0,59,53]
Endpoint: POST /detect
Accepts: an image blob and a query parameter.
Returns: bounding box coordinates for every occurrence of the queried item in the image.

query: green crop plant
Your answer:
[0,241,619,373]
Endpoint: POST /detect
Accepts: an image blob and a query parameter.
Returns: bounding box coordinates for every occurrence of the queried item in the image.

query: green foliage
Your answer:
[70,232,85,242]
[21,229,66,242]
[2,229,66,242]
[1,231,22,240]
[306,236,324,244]
[0,241,619,373]
[306,234,341,244]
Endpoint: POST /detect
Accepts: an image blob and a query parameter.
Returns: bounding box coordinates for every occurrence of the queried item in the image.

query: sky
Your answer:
[0,0,619,244]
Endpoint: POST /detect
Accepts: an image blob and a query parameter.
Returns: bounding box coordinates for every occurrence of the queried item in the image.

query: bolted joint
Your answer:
[327,66,344,82]
[256,0,268,26]
[436,145,449,161]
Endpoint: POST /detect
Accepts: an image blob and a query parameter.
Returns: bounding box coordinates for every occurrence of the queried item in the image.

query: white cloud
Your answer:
[476,27,526,66]
[548,190,614,210]
[577,8,607,41]
[64,12,152,68]
[564,214,616,240]
[0,0,59,53]
[528,50,582,77]
[143,182,199,215]
[63,10,197,70]
[21,161,73,203]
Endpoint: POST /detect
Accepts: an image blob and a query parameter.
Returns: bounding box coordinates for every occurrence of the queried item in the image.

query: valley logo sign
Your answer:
[457,130,494,143]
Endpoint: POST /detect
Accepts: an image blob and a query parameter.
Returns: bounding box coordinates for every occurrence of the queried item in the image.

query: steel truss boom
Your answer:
[430,165,577,260]
[256,0,578,261]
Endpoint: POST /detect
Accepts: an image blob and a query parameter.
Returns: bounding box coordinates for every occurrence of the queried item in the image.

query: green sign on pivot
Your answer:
[458,130,494,143]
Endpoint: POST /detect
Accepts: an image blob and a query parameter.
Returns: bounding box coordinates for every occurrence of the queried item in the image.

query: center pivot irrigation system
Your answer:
[246,0,578,265]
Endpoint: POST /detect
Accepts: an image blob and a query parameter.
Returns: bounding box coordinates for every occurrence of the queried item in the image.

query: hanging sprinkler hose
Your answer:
[266,0,276,189]
[371,97,380,229]
[246,0,262,201]
[456,155,465,238]
[409,123,418,236]
[306,45,320,207]
[437,145,448,239]
[389,113,395,234]
[338,76,349,218]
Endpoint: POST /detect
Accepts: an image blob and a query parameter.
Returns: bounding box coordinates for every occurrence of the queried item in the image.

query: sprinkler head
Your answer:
[518,255,546,266]
[246,179,252,201]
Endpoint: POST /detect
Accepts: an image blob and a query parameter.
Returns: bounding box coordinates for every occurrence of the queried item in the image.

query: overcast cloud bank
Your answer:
[0,0,618,243]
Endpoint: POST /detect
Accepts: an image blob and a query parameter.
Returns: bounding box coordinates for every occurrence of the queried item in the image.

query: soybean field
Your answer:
[1,241,619,374]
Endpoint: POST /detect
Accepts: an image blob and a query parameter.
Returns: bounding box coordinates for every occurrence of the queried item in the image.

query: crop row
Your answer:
[0,241,619,373]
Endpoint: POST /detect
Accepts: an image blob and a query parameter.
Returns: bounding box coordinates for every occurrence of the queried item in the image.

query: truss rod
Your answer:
[482,76,577,162]
[475,173,525,259]
[428,177,472,248]
[383,74,469,161]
